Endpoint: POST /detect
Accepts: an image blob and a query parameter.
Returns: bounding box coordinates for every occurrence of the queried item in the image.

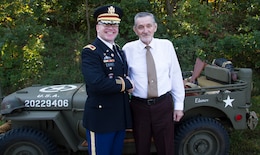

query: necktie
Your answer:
[146,46,158,98]
[113,45,123,62]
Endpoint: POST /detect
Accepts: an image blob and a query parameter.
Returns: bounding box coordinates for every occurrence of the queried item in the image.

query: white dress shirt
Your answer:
[123,38,185,110]
[97,36,114,49]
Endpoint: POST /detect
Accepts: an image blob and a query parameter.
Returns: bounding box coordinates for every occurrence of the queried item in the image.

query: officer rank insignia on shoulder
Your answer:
[83,44,96,51]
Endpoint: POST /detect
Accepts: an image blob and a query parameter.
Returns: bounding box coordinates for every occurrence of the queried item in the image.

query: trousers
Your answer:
[130,93,175,155]
[86,129,125,155]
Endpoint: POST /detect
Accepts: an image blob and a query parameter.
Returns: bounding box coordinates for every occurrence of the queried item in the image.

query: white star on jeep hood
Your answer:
[223,95,234,108]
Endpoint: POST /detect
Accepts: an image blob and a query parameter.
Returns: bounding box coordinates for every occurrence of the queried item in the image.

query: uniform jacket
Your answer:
[81,38,132,133]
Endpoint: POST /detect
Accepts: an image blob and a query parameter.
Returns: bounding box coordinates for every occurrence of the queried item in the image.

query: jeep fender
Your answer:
[4,111,79,152]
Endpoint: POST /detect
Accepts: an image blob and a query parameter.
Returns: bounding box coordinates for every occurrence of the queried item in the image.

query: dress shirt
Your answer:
[123,38,185,110]
[97,36,114,50]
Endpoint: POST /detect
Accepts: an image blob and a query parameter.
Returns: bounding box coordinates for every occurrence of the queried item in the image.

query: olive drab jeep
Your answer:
[0,60,258,155]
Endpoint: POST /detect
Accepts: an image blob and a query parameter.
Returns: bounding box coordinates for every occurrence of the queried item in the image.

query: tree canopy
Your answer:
[0,0,259,94]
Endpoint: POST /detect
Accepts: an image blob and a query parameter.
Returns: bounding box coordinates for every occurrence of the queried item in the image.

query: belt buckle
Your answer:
[147,99,155,105]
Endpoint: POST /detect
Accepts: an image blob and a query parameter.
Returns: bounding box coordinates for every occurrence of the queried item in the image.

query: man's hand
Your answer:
[173,110,184,122]
[126,76,134,93]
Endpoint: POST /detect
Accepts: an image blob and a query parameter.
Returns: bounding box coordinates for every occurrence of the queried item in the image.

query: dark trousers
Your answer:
[130,93,175,155]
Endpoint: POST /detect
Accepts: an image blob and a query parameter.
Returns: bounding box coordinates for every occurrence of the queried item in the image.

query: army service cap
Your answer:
[94,5,123,24]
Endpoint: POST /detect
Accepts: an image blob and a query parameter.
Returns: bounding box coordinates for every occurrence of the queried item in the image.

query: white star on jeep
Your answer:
[223,95,234,108]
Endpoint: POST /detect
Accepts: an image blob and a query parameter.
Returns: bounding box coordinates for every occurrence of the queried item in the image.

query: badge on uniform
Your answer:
[103,55,115,68]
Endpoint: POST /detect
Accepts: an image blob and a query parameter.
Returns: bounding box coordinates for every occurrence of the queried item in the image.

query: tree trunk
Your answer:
[85,0,90,41]
[166,0,178,15]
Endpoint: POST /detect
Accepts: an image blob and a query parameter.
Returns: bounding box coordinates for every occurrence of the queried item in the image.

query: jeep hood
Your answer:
[1,83,87,115]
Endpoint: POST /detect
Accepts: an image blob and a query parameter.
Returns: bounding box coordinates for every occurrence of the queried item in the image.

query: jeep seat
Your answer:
[197,65,231,87]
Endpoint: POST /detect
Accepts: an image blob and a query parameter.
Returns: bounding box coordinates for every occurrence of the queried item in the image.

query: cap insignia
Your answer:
[108,6,115,14]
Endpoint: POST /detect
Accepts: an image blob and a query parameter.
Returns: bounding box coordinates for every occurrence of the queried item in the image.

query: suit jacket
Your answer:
[81,38,132,133]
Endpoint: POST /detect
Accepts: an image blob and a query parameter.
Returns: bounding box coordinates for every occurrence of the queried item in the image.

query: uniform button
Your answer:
[98,105,102,108]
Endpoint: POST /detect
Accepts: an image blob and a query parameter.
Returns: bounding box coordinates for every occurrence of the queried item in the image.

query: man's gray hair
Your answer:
[134,12,156,26]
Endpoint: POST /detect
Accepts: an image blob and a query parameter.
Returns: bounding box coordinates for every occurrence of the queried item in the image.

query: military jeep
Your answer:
[0,64,258,155]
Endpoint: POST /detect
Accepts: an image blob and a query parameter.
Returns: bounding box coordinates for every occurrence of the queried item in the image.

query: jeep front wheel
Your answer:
[0,128,57,155]
[175,117,229,155]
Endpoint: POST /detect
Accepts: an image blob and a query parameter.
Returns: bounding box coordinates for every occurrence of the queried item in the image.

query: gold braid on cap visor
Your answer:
[97,13,121,23]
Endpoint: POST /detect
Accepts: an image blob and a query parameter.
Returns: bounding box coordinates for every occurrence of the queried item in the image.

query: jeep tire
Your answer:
[174,117,229,155]
[0,127,57,155]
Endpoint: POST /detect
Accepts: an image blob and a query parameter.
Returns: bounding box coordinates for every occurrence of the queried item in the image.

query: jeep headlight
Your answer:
[1,97,25,115]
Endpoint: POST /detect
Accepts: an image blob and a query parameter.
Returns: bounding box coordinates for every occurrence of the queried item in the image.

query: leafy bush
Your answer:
[0,0,259,95]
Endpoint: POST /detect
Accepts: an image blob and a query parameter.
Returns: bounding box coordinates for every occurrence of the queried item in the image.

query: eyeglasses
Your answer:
[98,21,119,28]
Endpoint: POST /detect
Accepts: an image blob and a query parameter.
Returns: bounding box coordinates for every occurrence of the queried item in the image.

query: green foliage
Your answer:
[252,71,260,96]
[214,31,260,69]
[173,35,210,70]
[117,0,153,46]
[0,2,260,154]
[0,0,46,93]
[0,0,260,95]
[164,0,260,71]
[39,29,84,85]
